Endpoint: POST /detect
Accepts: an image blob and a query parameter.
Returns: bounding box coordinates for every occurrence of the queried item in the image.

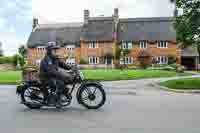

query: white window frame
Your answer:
[121,41,132,49]
[139,40,147,48]
[88,41,98,48]
[157,56,168,64]
[157,41,168,48]
[120,57,133,65]
[88,56,99,64]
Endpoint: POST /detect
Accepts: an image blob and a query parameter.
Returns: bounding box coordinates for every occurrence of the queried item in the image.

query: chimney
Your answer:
[32,18,38,30]
[84,9,90,24]
[113,8,119,18]
[113,8,119,41]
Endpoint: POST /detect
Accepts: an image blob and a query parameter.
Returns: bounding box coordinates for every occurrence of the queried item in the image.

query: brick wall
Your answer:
[125,41,180,65]
[80,41,114,63]
[27,47,81,66]
[27,41,180,67]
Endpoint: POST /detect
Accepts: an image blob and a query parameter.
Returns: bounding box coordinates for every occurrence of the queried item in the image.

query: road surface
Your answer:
[0,78,200,133]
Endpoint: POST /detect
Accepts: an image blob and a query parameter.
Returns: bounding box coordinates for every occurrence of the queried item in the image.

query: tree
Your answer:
[138,51,151,69]
[120,49,131,69]
[170,0,200,52]
[17,45,27,69]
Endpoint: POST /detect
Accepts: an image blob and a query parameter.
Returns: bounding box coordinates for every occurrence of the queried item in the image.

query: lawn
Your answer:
[0,71,22,84]
[82,69,192,80]
[160,78,200,90]
[0,70,192,84]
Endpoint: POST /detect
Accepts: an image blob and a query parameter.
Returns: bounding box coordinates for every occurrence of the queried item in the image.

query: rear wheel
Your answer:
[21,86,43,109]
[78,84,106,109]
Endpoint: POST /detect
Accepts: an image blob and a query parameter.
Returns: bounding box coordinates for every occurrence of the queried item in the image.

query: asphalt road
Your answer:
[1,78,200,133]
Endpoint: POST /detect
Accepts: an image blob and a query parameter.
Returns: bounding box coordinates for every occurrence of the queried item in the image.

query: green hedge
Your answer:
[80,58,88,64]
[0,56,17,64]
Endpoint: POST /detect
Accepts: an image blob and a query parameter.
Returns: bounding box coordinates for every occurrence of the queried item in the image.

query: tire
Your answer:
[78,84,106,109]
[21,86,42,109]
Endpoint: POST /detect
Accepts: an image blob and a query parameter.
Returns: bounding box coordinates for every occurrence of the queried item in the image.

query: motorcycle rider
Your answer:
[39,42,73,108]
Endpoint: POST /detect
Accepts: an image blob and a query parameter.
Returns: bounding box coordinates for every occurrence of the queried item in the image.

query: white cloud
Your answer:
[33,0,175,23]
[0,32,18,56]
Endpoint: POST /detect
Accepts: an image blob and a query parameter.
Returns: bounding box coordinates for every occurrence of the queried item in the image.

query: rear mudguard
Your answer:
[76,80,103,104]
[16,80,41,95]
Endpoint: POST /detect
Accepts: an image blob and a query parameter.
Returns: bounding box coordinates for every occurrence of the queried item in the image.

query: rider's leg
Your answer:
[55,80,65,108]
[41,80,49,102]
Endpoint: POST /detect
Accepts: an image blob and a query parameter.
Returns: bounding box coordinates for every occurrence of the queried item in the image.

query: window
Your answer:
[65,45,75,51]
[139,40,147,48]
[89,57,99,64]
[157,41,168,48]
[157,56,168,64]
[37,46,46,56]
[121,41,132,49]
[88,42,98,48]
[66,58,75,64]
[120,57,133,64]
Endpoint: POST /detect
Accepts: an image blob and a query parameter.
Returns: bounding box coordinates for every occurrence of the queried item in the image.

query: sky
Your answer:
[0,0,174,55]
[0,0,32,55]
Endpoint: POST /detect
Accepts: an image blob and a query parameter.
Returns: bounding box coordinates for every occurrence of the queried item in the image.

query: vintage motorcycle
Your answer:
[16,65,106,109]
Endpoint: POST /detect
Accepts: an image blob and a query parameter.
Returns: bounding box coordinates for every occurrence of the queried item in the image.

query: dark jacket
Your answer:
[39,54,72,81]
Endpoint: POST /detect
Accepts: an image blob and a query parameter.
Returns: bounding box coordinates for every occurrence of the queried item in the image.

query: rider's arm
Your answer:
[58,59,72,70]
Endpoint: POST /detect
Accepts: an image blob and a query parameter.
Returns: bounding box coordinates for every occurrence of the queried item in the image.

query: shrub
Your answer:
[115,64,125,70]
[12,54,18,65]
[138,51,151,69]
[176,64,186,73]
[80,58,88,64]
[0,56,16,64]
[139,61,149,69]
[168,55,176,65]
[127,65,140,70]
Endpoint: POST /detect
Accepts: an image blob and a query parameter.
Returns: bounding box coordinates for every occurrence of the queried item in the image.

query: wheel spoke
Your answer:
[24,94,31,97]
[27,89,32,94]
[93,87,97,95]
[85,87,92,95]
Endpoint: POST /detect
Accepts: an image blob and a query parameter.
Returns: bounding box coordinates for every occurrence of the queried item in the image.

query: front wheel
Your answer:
[78,84,106,109]
[21,86,43,109]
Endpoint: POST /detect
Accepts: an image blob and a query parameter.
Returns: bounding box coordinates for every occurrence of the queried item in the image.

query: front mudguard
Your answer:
[76,80,103,104]
[16,80,41,95]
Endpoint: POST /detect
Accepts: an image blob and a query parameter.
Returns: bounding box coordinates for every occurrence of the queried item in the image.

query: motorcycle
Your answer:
[16,65,106,109]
